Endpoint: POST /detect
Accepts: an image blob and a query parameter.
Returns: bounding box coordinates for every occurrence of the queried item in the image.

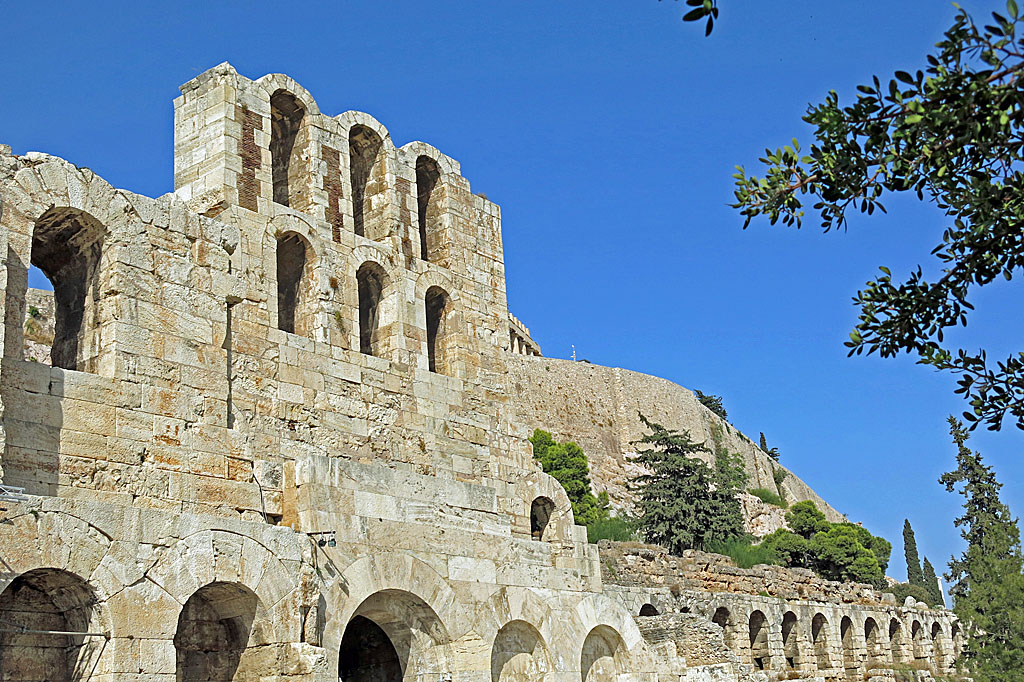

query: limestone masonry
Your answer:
[0,63,956,681]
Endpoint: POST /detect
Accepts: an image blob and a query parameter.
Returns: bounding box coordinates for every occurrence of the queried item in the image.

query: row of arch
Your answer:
[706,604,960,675]
[275,230,456,372]
[268,88,447,262]
[0,566,641,682]
[14,205,458,376]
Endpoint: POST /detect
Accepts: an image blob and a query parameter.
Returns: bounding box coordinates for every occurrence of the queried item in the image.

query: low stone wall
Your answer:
[600,542,890,606]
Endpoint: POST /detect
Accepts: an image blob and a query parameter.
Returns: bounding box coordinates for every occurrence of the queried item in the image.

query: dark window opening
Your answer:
[277,232,310,335]
[416,156,441,261]
[638,604,659,617]
[339,615,402,682]
[270,90,306,207]
[358,262,386,356]
[350,125,384,238]
[425,286,453,374]
[175,582,261,682]
[530,497,555,540]
[30,208,106,371]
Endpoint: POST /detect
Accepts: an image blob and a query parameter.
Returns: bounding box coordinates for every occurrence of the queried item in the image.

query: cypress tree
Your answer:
[759,432,768,452]
[903,519,924,586]
[940,417,1024,680]
[921,556,944,607]
[631,413,743,553]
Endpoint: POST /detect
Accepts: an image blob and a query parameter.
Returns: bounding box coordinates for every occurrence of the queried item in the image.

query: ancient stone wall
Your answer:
[506,355,845,527]
[602,542,961,681]
[0,65,962,682]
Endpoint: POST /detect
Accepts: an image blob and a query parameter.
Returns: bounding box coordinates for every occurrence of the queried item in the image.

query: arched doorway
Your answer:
[174,581,264,682]
[840,616,856,675]
[782,611,799,669]
[811,613,830,669]
[712,607,737,653]
[0,568,101,681]
[889,618,906,664]
[748,610,771,670]
[581,625,627,682]
[530,497,555,540]
[865,617,885,668]
[339,589,450,682]
[491,620,550,682]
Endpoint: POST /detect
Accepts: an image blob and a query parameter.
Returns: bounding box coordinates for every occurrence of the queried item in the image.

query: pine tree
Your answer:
[631,413,743,553]
[921,557,944,607]
[940,417,1024,681]
[529,429,605,526]
[903,519,924,587]
[759,432,768,452]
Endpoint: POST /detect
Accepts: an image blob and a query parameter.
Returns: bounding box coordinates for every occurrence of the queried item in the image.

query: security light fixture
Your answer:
[307,530,336,548]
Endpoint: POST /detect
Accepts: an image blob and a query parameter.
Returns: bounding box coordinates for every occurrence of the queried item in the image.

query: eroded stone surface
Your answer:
[0,64,956,682]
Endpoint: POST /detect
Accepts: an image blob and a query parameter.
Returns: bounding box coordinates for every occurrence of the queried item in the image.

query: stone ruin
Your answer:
[0,63,957,681]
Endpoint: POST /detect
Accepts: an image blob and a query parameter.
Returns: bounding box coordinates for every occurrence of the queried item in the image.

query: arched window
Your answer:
[911,620,926,662]
[713,607,736,652]
[491,620,550,682]
[748,610,771,670]
[175,582,264,682]
[951,622,963,659]
[349,125,384,238]
[276,232,314,336]
[530,497,555,540]
[30,208,106,372]
[889,618,906,664]
[932,622,945,666]
[270,90,307,207]
[782,611,798,669]
[638,604,659,617]
[357,262,387,356]
[0,569,99,680]
[811,613,830,669]
[425,286,454,374]
[581,625,627,682]
[865,617,884,667]
[416,155,441,262]
[840,616,856,672]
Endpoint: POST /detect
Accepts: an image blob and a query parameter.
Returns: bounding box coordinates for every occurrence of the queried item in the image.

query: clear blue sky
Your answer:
[4,0,1021,587]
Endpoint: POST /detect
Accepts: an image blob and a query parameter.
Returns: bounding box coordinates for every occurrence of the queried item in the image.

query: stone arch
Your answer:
[357,260,391,357]
[145,529,301,644]
[256,73,322,117]
[339,590,450,682]
[478,586,557,647]
[911,620,926,663]
[840,615,856,674]
[324,554,459,682]
[951,621,963,659]
[424,285,456,375]
[530,496,556,541]
[811,613,830,670]
[269,89,310,208]
[865,616,885,668]
[712,606,739,653]
[174,581,270,682]
[781,610,799,669]
[748,610,771,670]
[0,568,106,681]
[276,230,317,337]
[889,618,906,664]
[638,604,659,617]
[511,472,575,543]
[28,207,107,371]
[415,155,443,263]
[349,123,388,240]
[931,622,946,668]
[581,625,628,682]
[491,620,551,682]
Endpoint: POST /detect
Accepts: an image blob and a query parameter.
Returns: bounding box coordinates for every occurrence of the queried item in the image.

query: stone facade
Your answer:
[0,63,955,682]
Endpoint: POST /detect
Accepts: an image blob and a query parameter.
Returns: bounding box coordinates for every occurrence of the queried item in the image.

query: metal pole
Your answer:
[0,627,109,638]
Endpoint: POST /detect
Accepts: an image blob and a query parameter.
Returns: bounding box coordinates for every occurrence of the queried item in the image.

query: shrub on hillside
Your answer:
[748,487,787,508]
[707,536,779,569]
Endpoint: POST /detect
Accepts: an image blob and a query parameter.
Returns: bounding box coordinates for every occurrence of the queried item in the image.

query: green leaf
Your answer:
[895,70,915,84]
[1009,0,1019,19]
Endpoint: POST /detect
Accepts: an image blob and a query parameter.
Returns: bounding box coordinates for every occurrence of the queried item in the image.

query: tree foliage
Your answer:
[733,5,1024,431]
[663,0,719,36]
[694,390,727,420]
[631,413,744,553]
[529,429,606,526]
[903,518,925,587]
[887,581,934,606]
[758,431,781,462]
[922,556,946,607]
[941,416,1024,679]
[760,501,890,588]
